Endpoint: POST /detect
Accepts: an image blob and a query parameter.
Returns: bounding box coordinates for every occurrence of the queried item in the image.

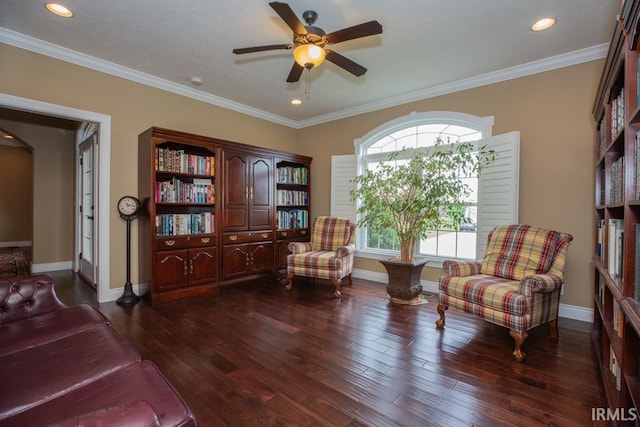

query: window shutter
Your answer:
[476,131,520,258]
[331,155,357,220]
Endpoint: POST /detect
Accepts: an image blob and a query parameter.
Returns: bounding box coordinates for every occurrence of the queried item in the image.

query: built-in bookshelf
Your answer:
[592,1,640,422]
[276,162,310,230]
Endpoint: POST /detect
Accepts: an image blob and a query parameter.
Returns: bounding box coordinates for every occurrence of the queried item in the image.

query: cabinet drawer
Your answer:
[223,231,273,244]
[276,228,309,239]
[156,234,215,250]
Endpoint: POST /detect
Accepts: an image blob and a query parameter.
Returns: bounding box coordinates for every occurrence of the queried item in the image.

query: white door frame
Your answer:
[0,93,112,303]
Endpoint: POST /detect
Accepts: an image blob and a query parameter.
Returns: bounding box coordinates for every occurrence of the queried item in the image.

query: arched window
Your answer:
[348,111,518,261]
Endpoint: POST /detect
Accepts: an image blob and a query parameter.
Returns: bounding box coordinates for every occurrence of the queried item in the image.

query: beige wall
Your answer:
[0,145,32,242]
[0,42,601,309]
[298,60,601,309]
[0,119,75,264]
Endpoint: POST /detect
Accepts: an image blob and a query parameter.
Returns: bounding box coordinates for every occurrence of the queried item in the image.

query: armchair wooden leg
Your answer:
[436,304,447,328]
[332,279,341,298]
[549,319,558,341]
[509,329,528,362]
[285,273,294,291]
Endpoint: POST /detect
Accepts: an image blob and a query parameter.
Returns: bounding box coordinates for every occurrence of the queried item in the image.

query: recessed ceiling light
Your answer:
[190,76,202,86]
[45,3,73,18]
[531,17,556,31]
[291,99,302,105]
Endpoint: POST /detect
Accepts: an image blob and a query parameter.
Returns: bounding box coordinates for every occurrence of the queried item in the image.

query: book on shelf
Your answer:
[607,219,624,281]
[635,223,640,300]
[613,302,624,338]
[597,219,605,259]
[277,166,308,184]
[610,346,622,391]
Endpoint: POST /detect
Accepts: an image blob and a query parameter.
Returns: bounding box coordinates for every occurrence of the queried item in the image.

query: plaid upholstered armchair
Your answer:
[286,216,356,298]
[436,224,573,362]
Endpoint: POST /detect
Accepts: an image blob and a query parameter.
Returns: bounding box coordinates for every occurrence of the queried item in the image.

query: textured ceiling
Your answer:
[0,0,622,127]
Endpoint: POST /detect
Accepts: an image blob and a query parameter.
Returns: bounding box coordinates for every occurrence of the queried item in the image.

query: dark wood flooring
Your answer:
[47,271,602,426]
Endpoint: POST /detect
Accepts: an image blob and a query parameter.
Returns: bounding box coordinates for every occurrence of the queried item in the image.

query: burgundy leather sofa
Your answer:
[0,274,196,426]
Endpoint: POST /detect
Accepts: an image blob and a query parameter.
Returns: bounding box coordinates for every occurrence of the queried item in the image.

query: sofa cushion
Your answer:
[0,304,109,357]
[310,216,353,251]
[0,361,195,427]
[0,324,140,420]
[480,224,562,281]
[439,274,527,315]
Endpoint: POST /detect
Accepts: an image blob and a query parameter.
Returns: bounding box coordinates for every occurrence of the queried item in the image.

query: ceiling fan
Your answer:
[232,2,382,83]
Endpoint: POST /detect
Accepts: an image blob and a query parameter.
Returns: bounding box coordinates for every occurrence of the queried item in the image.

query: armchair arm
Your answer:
[0,274,65,324]
[442,260,483,277]
[336,244,355,258]
[288,241,313,254]
[519,272,564,295]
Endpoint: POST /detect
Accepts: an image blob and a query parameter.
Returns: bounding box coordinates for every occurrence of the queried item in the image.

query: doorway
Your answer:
[78,131,98,286]
[0,93,112,303]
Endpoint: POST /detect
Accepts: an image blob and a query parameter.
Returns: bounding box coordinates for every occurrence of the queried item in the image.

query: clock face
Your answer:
[118,196,140,217]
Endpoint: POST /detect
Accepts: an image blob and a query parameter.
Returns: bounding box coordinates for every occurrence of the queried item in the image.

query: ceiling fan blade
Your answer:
[269,2,307,35]
[286,62,304,83]
[233,44,293,54]
[326,20,383,44]
[325,50,367,77]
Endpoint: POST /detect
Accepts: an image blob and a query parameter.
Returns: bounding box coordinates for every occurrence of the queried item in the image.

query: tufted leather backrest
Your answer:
[0,275,65,324]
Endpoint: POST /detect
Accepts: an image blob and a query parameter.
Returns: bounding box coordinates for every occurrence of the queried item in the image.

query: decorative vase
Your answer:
[380,257,429,305]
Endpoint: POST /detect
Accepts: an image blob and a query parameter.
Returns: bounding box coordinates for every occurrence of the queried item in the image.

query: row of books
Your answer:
[277,166,308,185]
[276,209,308,230]
[613,302,625,338]
[155,178,214,204]
[634,133,640,200]
[598,115,606,157]
[155,147,215,176]
[276,189,308,206]
[611,89,624,141]
[610,156,625,204]
[155,212,214,236]
[596,219,624,280]
[597,219,640,301]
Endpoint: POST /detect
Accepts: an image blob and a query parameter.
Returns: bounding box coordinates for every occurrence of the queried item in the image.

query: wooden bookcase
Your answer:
[138,127,312,304]
[593,0,640,422]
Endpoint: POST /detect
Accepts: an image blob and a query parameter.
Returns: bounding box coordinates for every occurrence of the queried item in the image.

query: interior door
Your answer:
[78,133,98,286]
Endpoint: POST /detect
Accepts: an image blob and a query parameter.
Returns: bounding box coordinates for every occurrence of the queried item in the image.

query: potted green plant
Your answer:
[350,138,495,304]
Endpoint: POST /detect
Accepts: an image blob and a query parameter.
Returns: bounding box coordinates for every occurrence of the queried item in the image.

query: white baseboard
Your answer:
[0,241,32,247]
[352,268,593,323]
[32,261,73,273]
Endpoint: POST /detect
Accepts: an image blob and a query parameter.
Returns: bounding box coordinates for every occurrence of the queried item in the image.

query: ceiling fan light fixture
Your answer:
[293,44,326,69]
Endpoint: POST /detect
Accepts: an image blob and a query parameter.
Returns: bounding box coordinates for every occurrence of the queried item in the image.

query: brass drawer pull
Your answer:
[201,237,210,243]
[301,230,307,235]
[229,235,238,241]
[281,232,288,237]
[261,233,269,238]
[165,240,176,246]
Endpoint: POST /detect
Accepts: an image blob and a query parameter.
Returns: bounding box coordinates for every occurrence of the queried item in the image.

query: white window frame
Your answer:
[349,111,518,262]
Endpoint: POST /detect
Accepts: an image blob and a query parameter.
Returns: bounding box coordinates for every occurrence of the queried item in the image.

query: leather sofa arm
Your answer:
[51,400,161,427]
[288,241,313,254]
[442,260,483,277]
[519,272,564,295]
[0,274,65,324]
[336,244,355,258]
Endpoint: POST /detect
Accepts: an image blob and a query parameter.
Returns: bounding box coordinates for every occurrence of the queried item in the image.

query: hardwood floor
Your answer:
[47,271,602,426]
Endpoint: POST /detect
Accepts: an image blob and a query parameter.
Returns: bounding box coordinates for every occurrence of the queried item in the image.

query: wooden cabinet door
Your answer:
[189,246,217,286]
[222,244,251,279]
[223,152,248,231]
[250,242,274,273]
[249,157,273,230]
[155,249,188,291]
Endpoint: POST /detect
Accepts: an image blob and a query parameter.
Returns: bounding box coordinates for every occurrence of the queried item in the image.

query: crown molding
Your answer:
[296,43,609,128]
[1,27,607,130]
[0,28,298,128]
